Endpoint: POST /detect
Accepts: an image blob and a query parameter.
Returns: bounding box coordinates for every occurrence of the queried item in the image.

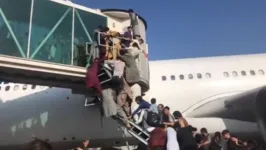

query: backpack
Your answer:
[146,111,160,127]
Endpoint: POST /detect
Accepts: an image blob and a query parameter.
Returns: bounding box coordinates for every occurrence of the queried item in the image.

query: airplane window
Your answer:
[205,73,211,78]
[241,71,246,76]
[223,72,229,77]
[188,74,193,79]
[259,69,264,75]
[250,70,255,76]
[22,85,27,90]
[232,71,238,76]
[14,85,19,91]
[5,86,10,91]
[32,85,36,89]
[197,73,202,79]
[161,76,166,81]
[179,75,184,80]
[170,75,175,80]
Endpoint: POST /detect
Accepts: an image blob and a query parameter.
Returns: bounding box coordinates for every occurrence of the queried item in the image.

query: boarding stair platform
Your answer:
[113,116,150,145]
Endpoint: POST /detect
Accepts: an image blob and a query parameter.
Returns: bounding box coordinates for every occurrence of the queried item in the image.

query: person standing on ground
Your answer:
[157,104,164,123]
[209,132,223,150]
[222,130,243,150]
[166,127,180,150]
[173,111,198,150]
[199,128,211,150]
[162,106,175,127]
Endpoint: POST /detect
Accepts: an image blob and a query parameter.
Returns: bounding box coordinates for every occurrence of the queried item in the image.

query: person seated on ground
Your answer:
[209,132,223,150]
[198,127,211,150]
[28,138,53,150]
[129,96,150,123]
[173,111,198,150]
[162,106,175,127]
[222,129,243,150]
[149,98,158,113]
[148,126,167,150]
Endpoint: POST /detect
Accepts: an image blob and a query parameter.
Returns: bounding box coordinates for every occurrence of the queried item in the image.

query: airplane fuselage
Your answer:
[1,53,266,149]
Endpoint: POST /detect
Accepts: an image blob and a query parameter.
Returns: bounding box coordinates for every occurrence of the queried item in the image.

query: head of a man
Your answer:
[28,138,53,150]
[163,106,170,115]
[222,130,231,140]
[157,104,164,112]
[200,128,208,136]
[135,96,142,104]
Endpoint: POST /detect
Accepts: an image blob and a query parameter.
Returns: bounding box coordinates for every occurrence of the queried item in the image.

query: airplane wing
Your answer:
[185,85,266,123]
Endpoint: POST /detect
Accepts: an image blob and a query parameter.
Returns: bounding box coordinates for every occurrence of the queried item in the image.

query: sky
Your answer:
[75,0,266,60]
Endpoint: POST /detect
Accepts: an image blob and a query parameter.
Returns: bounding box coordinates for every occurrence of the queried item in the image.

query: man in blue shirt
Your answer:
[130,96,151,119]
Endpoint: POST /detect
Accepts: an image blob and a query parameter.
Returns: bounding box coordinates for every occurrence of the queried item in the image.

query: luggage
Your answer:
[146,111,160,127]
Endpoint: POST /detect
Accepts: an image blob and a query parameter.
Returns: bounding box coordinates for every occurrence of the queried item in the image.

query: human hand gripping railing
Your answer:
[95,30,132,48]
[95,31,145,49]
[94,31,145,60]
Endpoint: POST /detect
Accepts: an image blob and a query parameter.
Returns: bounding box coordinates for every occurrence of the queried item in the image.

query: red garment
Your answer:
[148,128,166,150]
[85,58,104,94]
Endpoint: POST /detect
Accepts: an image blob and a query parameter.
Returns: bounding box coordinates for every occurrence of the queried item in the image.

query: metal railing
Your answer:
[94,30,142,50]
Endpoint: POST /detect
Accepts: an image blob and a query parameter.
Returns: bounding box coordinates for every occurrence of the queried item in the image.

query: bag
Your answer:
[146,111,160,127]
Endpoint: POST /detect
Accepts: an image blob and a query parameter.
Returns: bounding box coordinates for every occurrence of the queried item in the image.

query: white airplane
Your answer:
[0,53,265,149]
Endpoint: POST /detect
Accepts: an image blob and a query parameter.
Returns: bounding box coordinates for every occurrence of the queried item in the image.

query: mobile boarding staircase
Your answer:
[84,50,150,146]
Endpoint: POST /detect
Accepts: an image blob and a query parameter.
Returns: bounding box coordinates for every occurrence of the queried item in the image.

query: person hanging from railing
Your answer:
[94,27,123,60]
[85,57,105,96]
[105,29,121,60]
[93,25,107,59]
[117,45,140,81]
[104,57,132,128]
[88,26,146,128]
[123,26,133,47]
[96,38,136,128]
[115,77,133,128]
[119,39,145,122]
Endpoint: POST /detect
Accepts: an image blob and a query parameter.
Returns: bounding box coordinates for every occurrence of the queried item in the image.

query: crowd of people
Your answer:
[24,94,264,150]
[26,138,89,150]
[84,22,265,150]
[129,96,263,150]
[86,21,149,130]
